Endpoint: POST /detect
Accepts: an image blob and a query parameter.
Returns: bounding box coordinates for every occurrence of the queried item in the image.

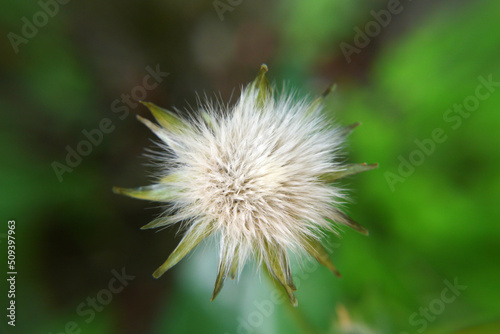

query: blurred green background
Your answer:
[1,0,499,333]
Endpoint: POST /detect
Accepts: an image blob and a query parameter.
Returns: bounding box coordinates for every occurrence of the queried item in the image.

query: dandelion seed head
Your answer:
[114,65,377,305]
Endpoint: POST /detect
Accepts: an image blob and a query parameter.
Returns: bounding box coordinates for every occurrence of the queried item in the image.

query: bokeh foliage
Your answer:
[0,0,499,333]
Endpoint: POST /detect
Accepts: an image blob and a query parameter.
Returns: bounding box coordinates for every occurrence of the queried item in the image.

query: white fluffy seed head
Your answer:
[154,86,346,274]
[114,66,376,304]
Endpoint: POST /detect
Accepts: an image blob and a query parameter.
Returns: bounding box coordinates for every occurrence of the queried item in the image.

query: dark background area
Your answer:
[1,0,499,333]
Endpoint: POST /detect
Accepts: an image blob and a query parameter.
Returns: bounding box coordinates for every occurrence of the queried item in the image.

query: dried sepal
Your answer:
[302,236,341,277]
[341,122,362,136]
[330,211,369,236]
[139,101,187,133]
[140,217,170,230]
[307,83,338,116]
[153,222,213,278]
[320,163,378,183]
[112,184,177,202]
[263,241,298,306]
[251,64,271,108]
[200,110,213,129]
[212,244,239,300]
[158,172,183,186]
[136,115,184,151]
[212,263,227,301]
[229,246,239,280]
[136,114,166,138]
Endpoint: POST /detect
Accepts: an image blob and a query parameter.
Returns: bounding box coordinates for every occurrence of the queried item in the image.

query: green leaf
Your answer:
[153,222,213,278]
[112,184,177,201]
[320,163,378,183]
